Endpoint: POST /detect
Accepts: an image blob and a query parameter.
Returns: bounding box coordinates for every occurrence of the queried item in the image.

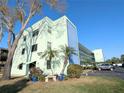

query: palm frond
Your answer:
[60,45,77,58]
[39,47,58,61]
[69,47,77,55]
[41,50,48,58]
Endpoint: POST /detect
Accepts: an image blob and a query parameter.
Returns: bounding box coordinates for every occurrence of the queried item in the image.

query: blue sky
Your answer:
[0,0,124,60]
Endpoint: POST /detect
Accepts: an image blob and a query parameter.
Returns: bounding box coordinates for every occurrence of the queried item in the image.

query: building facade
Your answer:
[92,49,105,62]
[78,43,95,65]
[11,16,80,76]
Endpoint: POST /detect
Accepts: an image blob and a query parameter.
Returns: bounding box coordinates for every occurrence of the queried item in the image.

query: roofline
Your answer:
[78,43,93,53]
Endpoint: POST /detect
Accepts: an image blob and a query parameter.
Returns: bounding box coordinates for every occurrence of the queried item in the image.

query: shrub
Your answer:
[29,67,45,81]
[67,64,83,78]
[30,67,43,75]
[64,75,69,80]
[38,75,45,81]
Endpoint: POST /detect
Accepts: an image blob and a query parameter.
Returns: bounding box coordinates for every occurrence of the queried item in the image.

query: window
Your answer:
[29,61,36,69]
[23,36,26,41]
[48,29,51,33]
[47,60,51,69]
[47,42,51,49]
[48,26,51,33]
[31,44,37,52]
[22,48,25,55]
[32,29,39,37]
[18,63,23,70]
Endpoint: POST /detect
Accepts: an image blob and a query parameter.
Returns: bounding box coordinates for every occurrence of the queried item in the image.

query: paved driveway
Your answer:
[82,67,124,79]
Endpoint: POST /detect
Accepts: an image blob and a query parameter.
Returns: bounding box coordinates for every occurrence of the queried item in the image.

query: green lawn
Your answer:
[0,76,124,93]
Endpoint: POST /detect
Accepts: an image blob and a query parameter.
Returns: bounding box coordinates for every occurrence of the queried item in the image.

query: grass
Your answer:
[0,76,124,93]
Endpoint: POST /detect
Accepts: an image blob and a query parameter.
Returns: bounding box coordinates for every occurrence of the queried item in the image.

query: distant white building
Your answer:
[11,16,80,76]
[92,49,105,62]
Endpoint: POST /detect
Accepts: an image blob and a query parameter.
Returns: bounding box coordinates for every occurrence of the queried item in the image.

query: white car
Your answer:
[98,64,114,71]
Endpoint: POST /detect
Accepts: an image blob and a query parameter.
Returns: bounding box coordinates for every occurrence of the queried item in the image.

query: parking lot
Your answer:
[83,67,124,79]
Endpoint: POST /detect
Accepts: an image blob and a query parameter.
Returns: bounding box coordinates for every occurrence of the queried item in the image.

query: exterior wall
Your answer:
[51,17,69,75]
[93,49,105,62]
[11,16,79,76]
[67,20,80,64]
[78,43,95,65]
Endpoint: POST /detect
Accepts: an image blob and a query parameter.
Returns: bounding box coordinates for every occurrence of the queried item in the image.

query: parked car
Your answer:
[122,63,124,68]
[98,64,114,71]
[116,63,122,67]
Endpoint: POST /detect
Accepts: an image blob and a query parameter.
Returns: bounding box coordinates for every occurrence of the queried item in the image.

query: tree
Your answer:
[60,45,77,74]
[105,59,111,63]
[106,57,120,64]
[111,57,120,64]
[120,54,124,63]
[0,0,63,80]
[39,47,58,75]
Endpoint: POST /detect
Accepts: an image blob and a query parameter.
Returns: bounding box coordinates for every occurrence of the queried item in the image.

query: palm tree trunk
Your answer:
[49,57,54,75]
[61,57,68,74]
[61,64,66,74]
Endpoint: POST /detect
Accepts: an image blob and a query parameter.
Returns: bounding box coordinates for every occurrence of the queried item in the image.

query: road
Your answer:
[82,67,124,79]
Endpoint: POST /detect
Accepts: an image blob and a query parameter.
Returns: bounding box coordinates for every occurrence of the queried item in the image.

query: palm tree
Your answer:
[60,45,77,74]
[40,47,58,75]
